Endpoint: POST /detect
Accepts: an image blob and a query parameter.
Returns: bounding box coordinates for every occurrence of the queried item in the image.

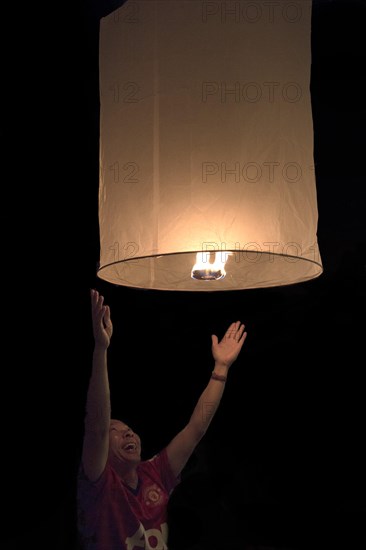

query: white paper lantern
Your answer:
[97,0,322,291]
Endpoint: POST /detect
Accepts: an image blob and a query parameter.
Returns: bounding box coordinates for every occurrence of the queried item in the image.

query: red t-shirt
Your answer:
[77,448,180,550]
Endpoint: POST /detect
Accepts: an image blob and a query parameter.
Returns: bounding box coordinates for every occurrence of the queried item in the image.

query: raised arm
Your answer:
[81,289,113,482]
[166,321,247,478]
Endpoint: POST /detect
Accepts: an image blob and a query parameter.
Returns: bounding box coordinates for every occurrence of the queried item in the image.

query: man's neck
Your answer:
[122,469,139,490]
[110,458,139,489]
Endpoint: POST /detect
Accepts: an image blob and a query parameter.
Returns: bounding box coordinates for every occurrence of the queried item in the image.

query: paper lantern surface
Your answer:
[98,0,322,290]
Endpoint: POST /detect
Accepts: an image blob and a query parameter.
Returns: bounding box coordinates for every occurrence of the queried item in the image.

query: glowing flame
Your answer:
[191,251,231,281]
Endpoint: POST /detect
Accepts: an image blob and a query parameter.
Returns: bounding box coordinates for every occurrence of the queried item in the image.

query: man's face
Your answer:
[109,419,141,464]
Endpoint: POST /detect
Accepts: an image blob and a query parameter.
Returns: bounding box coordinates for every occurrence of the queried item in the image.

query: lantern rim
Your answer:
[97,249,323,291]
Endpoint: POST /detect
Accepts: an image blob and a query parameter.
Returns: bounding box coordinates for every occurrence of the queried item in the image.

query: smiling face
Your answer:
[109,419,142,466]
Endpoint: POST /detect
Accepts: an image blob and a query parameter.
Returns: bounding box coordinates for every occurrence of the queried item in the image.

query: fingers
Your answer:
[91,288,99,310]
[224,322,236,339]
[91,289,107,321]
[104,305,112,327]
[237,323,246,342]
[239,331,248,347]
[91,289,103,306]
[225,321,247,342]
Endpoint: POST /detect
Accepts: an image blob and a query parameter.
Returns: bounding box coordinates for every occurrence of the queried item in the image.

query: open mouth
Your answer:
[123,443,137,453]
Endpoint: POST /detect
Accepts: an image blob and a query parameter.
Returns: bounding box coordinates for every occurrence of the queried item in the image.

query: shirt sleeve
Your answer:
[147,448,181,495]
[77,461,111,504]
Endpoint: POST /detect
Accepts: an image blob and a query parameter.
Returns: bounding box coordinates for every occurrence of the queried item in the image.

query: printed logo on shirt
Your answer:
[143,483,163,507]
[126,522,168,550]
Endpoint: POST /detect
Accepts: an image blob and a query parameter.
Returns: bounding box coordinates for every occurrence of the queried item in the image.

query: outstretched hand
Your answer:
[91,289,113,349]
[211,321,247,370]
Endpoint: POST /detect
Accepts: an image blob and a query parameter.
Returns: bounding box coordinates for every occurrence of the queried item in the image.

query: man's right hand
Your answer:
[91,289,113,349]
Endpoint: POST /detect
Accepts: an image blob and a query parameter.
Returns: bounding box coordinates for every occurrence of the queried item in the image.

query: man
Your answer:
[77,289,247,549]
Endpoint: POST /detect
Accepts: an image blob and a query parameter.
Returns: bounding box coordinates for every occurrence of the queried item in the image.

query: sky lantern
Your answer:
[97,0,322,290]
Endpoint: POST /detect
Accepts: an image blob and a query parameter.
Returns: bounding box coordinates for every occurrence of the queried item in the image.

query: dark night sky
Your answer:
[1,1,365,549]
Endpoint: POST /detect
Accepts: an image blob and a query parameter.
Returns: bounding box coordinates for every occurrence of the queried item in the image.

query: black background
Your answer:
[1,1,365,548]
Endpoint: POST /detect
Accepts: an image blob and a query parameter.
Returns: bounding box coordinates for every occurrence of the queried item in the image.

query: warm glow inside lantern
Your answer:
[97,0,322,291]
